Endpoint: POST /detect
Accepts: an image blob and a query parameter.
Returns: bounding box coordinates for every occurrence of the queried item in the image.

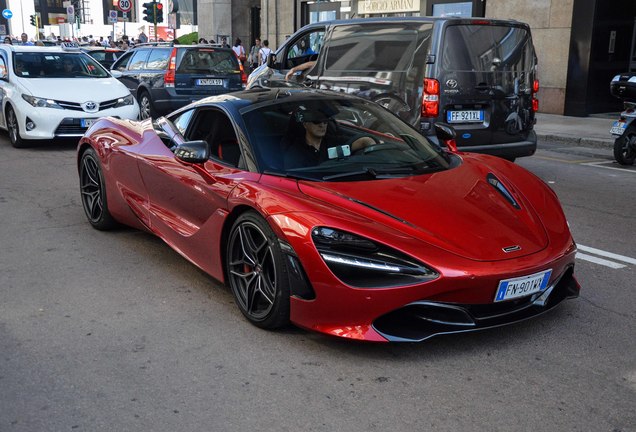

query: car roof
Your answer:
[1,44,85,54]
[297,16,528,29]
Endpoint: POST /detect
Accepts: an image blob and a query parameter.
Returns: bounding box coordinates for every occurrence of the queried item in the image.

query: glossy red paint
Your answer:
[78,103,578,342]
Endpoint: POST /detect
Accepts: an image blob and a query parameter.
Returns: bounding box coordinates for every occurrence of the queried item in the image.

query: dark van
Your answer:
[248,17,539,160]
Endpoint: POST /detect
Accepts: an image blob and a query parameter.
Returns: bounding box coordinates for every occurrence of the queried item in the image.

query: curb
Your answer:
[535,132,614,150]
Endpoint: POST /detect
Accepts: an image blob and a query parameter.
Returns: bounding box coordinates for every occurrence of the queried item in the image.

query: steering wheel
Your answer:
[357,143,404,155]
[345,134,380,153]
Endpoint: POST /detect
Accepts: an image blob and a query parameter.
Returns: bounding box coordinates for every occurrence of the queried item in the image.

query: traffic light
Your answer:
[155,2,163,23]
[142,2,153,23]
[29,14,36,26]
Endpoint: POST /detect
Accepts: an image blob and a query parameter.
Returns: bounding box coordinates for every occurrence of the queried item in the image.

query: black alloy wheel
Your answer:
[6,106,26,148]
[79,148,116,230]
[226,211,290,329]
[613,126,636,165]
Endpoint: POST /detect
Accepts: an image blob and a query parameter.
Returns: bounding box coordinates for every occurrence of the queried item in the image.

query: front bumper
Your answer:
[373,266,579,342]
[13,99,139,140]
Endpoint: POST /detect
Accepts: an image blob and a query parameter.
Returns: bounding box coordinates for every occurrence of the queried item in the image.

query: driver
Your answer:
[282,107,375,169]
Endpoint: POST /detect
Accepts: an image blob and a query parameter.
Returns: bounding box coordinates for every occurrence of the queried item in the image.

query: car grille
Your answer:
[55,97,123,112]
[54,117,120,137]
[372,266,579,342]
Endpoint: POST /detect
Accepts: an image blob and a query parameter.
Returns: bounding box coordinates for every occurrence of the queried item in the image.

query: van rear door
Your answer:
[437,22,536,156]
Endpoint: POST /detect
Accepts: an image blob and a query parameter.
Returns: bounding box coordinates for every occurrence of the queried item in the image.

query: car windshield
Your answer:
[242,95,452,181]
[177,48,239,74]
[13,52,109,78]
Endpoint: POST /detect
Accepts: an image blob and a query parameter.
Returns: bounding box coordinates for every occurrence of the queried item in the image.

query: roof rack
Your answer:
[132,41,174,48]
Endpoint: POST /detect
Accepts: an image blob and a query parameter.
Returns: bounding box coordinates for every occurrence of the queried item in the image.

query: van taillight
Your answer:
[532,79,539,112]
[422,78,440,118]
[164,48,177,88]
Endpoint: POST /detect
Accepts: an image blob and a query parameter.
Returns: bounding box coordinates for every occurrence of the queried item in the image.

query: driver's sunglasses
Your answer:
[311,120,328,125]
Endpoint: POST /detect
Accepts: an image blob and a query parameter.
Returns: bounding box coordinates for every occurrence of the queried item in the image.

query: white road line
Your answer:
[576,252,626,269]
[578,244,636,265]
[581,161,636,174]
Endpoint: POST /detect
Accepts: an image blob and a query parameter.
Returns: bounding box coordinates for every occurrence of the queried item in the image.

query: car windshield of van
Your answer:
[13,52,109,78]
[242,96,452,181]
[442,25,534,72]
[177,48,239,74]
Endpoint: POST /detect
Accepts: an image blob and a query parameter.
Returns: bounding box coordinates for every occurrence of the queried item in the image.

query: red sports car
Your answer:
[77,89,580,342]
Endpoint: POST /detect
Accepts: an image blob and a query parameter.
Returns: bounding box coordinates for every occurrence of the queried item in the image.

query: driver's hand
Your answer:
[285,69,295,81]
[351,136,377,152]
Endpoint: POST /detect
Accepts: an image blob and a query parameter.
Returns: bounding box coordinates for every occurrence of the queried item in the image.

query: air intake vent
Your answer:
[487,173,520,210]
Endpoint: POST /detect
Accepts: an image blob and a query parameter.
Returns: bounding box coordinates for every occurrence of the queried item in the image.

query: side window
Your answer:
[0,56,7,77]
[128,49,150,71]
[188,109,241,167]
[146,48,170,70]
[112,51,134,72]
[283,29,325,69]
[170,109,195,137]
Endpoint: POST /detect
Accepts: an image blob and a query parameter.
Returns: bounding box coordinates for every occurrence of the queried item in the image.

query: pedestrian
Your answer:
[232,38,246,66]
[198,37,208,44]
[220,36,230,49]
[258,40,272,66]
[248,38,261,70]
[20,33,34,46]
[138,31,148,44]
[3,36,12,44]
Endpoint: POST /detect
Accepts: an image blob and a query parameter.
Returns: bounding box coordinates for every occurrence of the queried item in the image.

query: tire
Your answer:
[79,147,117,230]
[138,91,155,120]
[613,126,636,165]
[6,105,27,148]
[226,211,290,329]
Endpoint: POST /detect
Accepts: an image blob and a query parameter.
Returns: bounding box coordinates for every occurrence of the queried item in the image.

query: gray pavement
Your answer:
[534,112,616,149]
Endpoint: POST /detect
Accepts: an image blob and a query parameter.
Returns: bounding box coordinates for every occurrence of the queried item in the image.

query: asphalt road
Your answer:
[0,136,634,432]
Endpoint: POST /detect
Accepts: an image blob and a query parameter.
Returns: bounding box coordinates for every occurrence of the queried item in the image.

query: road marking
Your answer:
[581,161,636,174]
[578,244,636,265]
[533,155,603,164]
[576,252,626,269]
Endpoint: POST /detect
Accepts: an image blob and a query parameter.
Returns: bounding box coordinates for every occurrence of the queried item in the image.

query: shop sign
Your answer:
[358,0,421,15]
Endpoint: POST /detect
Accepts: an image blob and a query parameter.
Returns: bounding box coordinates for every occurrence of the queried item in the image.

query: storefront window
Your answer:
[432,2,472,17]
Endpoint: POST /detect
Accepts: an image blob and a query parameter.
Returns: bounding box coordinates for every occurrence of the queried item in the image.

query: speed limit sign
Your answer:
[118,0,132,13]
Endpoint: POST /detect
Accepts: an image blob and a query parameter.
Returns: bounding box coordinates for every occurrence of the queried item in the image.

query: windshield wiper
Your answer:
[322,166,414,181]
[263,170,317,181]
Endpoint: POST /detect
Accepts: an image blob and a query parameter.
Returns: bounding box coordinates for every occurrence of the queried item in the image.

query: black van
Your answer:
[247,17,539,160]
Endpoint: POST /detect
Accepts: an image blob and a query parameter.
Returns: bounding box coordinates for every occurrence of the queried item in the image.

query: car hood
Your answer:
[19,77,129,101]
[296,158,550,261]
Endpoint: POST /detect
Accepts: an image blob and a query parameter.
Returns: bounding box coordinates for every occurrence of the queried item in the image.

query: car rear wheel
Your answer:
[6,106,27,148]
[138,91,155,120]
[226,211,290,329]
[79,147,117,230]
[613,126,636,165]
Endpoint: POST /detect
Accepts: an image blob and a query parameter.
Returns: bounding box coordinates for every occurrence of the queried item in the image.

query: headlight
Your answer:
[113,94,134,108]
[21,94,63,109]
[312,227,438,288]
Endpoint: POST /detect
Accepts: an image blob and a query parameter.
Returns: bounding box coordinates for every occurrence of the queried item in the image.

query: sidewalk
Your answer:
[534,113,615,149]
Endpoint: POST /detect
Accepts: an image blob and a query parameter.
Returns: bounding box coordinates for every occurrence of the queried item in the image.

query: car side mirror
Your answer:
[174,140,210,164]
[434,122,458,152]
[110,70,122,78]
[267,52,276,68]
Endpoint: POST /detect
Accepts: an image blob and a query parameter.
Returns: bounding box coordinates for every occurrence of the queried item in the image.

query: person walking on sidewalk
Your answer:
[248,38,262,70]
[232,38,247,67]
[258,40,272,66]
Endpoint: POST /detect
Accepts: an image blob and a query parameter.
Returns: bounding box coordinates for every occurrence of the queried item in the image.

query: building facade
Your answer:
[199,0,636,116]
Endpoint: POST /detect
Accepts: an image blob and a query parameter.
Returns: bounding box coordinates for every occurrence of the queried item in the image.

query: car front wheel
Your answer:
[79,147,117,230]
[226,211,290,329]
[6,106,27,148]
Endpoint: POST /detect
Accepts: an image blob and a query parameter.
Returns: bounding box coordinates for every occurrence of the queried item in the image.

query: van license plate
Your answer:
[196,79,223,86]
[447,110,484,123]
[609,121,626,136]
[494,269,552,302]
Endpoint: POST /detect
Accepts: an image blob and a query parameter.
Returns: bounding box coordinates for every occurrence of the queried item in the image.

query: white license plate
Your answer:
[609,121,627,136]
[447,110,484,123]
[81,118,97,128]
[494,269,552,302]
[196,78,223,86]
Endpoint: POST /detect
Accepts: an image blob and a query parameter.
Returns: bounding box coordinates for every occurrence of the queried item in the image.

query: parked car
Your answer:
[248,17,539,161]
[81,46,125,69]
[77,88,579,342]
[0,43,139,148]
[110,42,247,119]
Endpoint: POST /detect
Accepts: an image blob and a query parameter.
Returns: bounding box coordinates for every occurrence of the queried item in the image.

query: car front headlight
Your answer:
[312,227,438,288]
[113,94,134,108]
[21,94,63,109]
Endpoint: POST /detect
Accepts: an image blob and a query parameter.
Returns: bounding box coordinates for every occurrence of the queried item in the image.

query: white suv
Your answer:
[0,43,139,148]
